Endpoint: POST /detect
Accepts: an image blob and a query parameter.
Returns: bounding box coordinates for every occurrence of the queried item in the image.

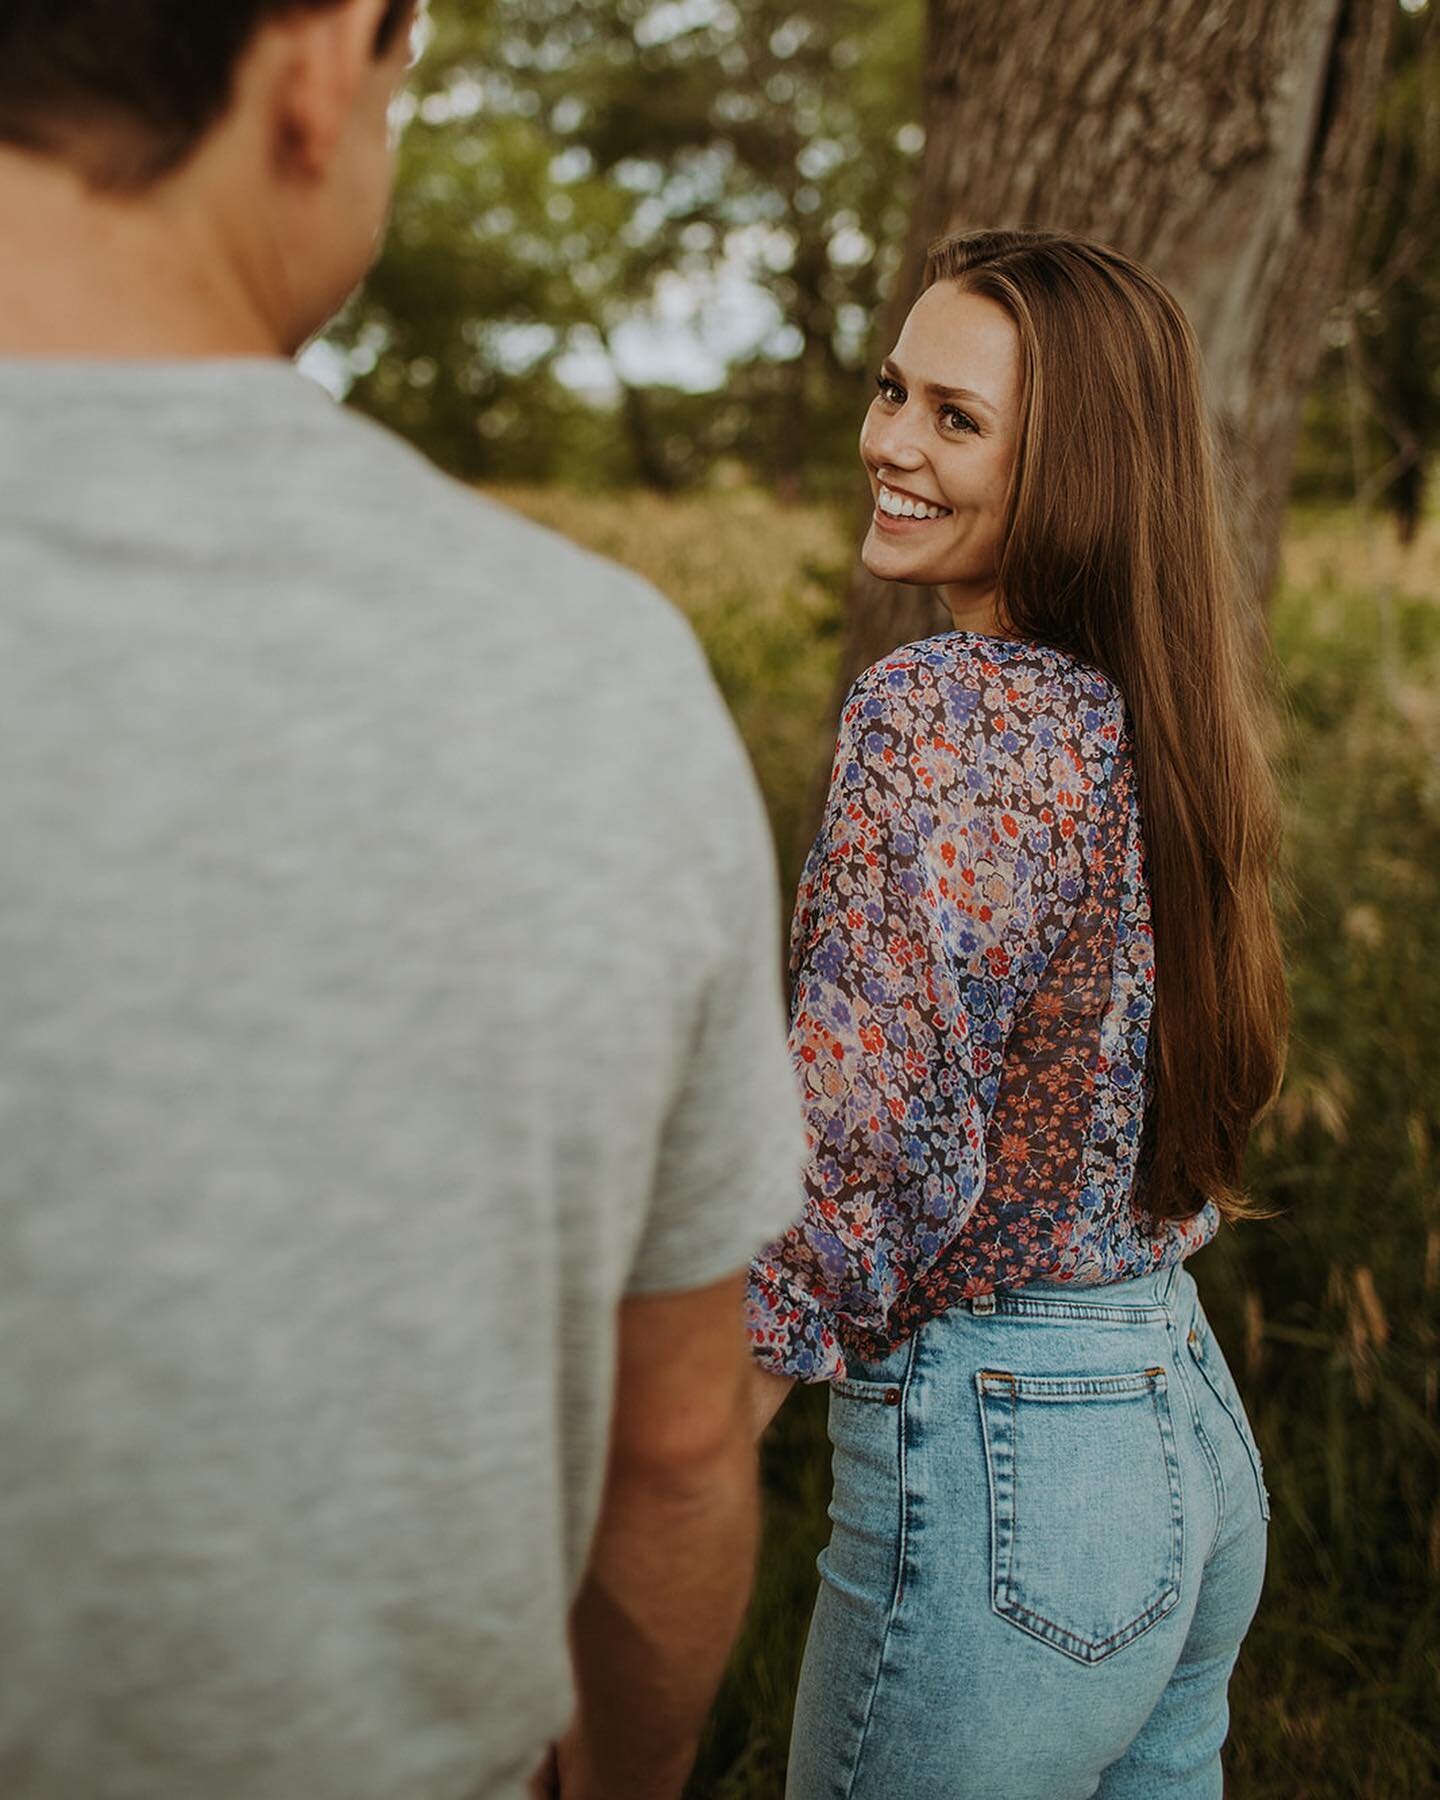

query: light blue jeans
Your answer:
[785,1263,1269,1798]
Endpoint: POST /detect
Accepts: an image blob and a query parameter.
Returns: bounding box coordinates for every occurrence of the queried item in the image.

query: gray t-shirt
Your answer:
[0,360,806,1800]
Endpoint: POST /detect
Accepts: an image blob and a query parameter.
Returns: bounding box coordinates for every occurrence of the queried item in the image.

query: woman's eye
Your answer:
[940,405,978,434]
[875,375,905,405]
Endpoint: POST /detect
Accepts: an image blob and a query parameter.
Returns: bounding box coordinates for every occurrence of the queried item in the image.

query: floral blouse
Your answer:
[746,631,1219,1383]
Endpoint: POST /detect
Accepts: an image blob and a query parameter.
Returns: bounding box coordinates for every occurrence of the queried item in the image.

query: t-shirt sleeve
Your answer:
[745,651,1103,1381]
[624,663,808,1298]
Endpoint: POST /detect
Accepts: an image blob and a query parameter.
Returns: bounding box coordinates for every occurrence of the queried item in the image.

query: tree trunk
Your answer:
[831,0,1394,734]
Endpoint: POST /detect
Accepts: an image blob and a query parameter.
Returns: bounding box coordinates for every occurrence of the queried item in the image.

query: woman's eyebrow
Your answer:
[880,358,996,416]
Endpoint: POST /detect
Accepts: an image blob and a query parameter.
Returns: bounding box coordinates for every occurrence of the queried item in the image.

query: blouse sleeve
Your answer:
[746,649,1112,1381]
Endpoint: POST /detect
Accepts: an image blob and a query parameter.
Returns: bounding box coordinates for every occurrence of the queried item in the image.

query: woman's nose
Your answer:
[862,402,924,471]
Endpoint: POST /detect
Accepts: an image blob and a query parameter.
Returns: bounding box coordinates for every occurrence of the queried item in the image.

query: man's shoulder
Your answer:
[317,400,694,654]
[0,357,690,665]
[317,403,762,813]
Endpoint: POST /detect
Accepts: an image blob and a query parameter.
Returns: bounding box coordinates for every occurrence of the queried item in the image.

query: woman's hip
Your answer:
[824,1267,1203,1654]
[786,1265,1268,1797]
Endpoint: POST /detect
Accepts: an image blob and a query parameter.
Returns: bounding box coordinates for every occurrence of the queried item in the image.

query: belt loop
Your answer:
[971,1293,997,1316]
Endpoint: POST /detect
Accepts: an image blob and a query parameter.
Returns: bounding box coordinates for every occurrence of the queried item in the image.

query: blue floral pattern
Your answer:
[747,632,1219,1382]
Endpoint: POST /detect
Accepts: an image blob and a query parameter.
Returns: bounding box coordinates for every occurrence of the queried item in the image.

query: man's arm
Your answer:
[555,1271,765,1800]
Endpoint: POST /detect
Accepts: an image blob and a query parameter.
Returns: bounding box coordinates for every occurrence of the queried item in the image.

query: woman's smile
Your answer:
[873,481,953,528]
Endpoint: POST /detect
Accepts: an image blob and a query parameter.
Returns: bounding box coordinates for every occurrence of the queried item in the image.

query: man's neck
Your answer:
[0,149,284,359]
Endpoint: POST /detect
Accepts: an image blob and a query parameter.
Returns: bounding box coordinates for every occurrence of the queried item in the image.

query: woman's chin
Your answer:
[861,529,926,584]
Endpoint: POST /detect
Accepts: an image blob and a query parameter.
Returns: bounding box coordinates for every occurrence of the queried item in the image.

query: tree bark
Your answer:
[830,0,1394,736]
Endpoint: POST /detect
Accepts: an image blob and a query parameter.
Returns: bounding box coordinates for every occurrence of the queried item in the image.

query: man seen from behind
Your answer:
[0,5,806,1796]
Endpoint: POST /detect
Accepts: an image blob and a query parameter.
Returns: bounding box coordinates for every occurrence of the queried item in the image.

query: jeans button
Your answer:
[884,1387,901,1406]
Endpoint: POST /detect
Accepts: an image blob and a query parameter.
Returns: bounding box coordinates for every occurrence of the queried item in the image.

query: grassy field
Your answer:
[492,486,1440,1798]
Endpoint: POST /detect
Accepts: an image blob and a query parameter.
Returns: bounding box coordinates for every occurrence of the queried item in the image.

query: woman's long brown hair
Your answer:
[925,228,1289,1224]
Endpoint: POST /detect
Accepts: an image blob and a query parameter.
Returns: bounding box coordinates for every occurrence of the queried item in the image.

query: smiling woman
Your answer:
[747,227,1289,1798]
[859,283,1023,629]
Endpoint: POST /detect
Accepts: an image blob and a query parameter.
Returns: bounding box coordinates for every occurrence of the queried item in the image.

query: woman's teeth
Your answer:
[878,485,950,520]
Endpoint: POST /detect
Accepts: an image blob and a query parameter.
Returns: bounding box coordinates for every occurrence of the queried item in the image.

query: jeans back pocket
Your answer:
[977,1367,1184,1664]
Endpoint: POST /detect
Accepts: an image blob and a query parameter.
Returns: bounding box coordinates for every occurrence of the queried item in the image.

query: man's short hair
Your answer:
[0,1,413,191]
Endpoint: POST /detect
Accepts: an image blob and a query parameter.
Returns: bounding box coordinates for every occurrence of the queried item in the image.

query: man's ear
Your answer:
[257,0,394,181]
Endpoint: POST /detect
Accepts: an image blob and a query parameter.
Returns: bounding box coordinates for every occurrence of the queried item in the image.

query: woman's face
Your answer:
[859,284,1022,629]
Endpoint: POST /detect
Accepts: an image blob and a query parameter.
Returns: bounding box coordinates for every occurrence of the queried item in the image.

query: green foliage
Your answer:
[330,0,922,489]
[345,1,1436,506]
[341,0,1439,505]
[485,485,1440,1798]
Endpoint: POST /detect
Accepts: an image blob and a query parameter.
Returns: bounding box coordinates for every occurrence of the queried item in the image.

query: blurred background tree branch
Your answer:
[325,0,925,495]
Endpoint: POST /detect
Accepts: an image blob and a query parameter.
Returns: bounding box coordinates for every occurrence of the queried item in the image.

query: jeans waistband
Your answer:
[955,1261,1193,1325]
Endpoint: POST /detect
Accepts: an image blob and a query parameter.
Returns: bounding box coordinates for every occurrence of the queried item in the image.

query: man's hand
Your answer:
[750,1363,795,1437]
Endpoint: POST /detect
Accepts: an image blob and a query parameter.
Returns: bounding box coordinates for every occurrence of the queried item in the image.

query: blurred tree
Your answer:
[837,0,1398,693]
[1296,0,1439,540]
[329,0,923,492]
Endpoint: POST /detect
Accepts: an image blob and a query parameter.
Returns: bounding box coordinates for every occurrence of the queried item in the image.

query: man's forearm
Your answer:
[565,1434,760,1799]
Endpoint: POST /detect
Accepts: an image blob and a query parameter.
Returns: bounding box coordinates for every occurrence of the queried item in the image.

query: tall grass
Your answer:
[492,486,1440,1798]
[1225,510,1440,1796]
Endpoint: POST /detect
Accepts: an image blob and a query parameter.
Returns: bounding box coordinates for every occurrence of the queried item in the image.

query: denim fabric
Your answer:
[785,1263,1269,1799]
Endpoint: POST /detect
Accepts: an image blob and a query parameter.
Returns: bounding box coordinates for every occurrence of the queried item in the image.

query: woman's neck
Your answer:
[938,582,1006,638]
